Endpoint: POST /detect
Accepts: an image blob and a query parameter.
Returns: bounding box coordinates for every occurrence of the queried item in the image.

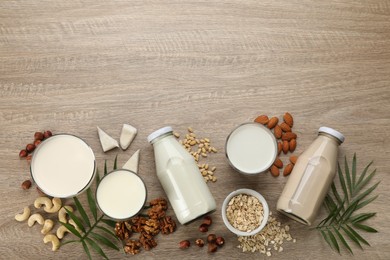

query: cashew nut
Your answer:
[45,198,62,213]
[34,196,53,210]
[28,213,44,227]
[58,206,73,223]
[41,219,54,235]
[69,219,82,234]
[43,234,60,251]
[15,207,31,222]
[56,225,71,239]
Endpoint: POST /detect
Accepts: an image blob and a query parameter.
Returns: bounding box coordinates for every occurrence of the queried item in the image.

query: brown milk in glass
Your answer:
[277,127,344,226]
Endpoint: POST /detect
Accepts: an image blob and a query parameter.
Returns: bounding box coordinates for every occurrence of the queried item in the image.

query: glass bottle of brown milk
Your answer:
[277,127,344,226]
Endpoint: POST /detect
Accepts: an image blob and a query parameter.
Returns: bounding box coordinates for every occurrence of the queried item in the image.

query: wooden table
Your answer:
[1,0,389,259]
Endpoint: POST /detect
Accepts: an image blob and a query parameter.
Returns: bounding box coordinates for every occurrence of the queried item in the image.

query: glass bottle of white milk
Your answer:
[148,126,216,224]
[277,127,345,226]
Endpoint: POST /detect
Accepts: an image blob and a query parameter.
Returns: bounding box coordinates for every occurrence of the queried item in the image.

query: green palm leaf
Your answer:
[316,155,379,254]
[87,187,97,221]
[64,207,86,234]
[82,240,92,260]
[90,232,120,251]
[96,225,119,240]
[113,155,118,170]
[73,197,91,228]
[85,237,109,259]
[101,218,117,228]
[104,159,108,175]
[59,221,82,238]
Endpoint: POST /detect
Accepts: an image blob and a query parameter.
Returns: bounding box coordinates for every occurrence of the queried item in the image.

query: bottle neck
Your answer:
[150,132,174,145]
[318,132,342,146]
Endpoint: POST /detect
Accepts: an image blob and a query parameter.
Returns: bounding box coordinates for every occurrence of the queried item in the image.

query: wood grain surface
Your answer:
[1,0,389,259]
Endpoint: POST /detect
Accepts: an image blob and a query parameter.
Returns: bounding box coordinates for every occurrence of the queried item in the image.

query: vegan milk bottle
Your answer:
[148,126,216,224]
[277,127,344,225]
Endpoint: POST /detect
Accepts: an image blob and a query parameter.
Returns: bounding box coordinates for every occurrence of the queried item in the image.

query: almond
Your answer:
[283,112,293,127]
[254,115,269,125]
[289,139,297,152]
[283,163,294,176]
[282,140,289,154]
[277,142,282,155]
[273,158,283,168]
[270,165,280,177]
[290,155,298,165]
[280,122,291,132]
[267,117,279,129]
[282,132,297,141]
[274,125,282,139]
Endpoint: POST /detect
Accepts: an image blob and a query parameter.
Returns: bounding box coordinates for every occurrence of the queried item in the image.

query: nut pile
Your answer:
[115,198,176,255]
[226,194,263,232]
[18,130,53,192]
[254,113,298,177]
[174,127,218,183]
[14,196,76,252]
[179,215,225,254]
[237,212,295,257]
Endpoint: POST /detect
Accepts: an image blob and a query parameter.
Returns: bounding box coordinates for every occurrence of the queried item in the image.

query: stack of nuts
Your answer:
[174,127,218,183]
[254,113,298,177]
[179,215,225,253]
[19,130,53,191]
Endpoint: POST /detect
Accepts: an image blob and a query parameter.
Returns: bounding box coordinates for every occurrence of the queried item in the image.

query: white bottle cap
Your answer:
[318,127,345,143]
[147,126,173,143]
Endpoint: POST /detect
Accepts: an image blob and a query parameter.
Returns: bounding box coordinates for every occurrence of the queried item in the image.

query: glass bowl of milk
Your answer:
[225,123,277,174]
[96,169,147,220]
[30,134,96,198]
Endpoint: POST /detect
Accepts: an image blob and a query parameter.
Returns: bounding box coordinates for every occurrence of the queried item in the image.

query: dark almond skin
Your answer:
[282,140,289,154]
[270,165,280,177]
[282,132,297,141]
[289,139,297,152]
[267,117,279,129]
[280,122,291,132]
[254,115,269,125]
[283,112,294,127]
[277,142,282,155]
[273,158,283,168]
[274,125,282,139]
[283,164,294,176]
[290,155,298,165]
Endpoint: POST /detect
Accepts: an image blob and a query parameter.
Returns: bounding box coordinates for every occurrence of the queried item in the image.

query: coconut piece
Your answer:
[119,124,138,150]
[97,126,119,152]
[123,149,140,173]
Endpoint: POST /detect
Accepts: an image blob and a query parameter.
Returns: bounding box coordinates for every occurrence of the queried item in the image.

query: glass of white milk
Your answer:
[225,123,277,174]
[96,169,147,220]
[30,134,96,198]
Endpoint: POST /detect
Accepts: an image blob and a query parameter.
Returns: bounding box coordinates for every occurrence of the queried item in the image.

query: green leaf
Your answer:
[344,156,352,198]
[355,161,373,189]
[353,223,378,233]
[60,239,80,246]
[73,197,91,228]
[113,155,118,170]
[90,231,120,251]
[351,153,357,190]
[355,195,378,211]
[59,221,82,238]
[333,227,353,254]
[85,237,109,259]
[101,218,117,228]
[338,162,349,203]
[346,224,370,246]
[331,182,343,205]
[82,240,92,260]
[354,169,376,196]
[338,200,358,224]
[328,200,345,226]
[96,168,101,185]
[350,182,380,206]
[320,230,334,250]
[104,160,108,175]
[341,225,362,249]
[96,225,119,240]
[328,229,340,253]
[87,187,97,221]
[64,207,86,234]
[350,213,376,224]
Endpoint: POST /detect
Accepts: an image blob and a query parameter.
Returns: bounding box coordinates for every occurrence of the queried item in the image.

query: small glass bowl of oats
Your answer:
[221,188,269,236]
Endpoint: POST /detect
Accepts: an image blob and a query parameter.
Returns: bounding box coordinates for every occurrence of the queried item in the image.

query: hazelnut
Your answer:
[215,236,225,247]
[26,143,36,153]
[43,130,53,139]
[199,224,208,233]
[34,132,44,141]
[19,149,28,158]
[26,155,32,162]
[195,238,204,247]
[207,234,216,243]
[202,215,212,226]
[208,242,218,253]
[34,140,42,147]
[179,240,190,249]
[21,180,32,190]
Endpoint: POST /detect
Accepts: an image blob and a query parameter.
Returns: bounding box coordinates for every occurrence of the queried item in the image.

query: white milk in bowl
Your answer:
[30,134,96,198]
[96,169,147,220]
[226,123,277,174]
